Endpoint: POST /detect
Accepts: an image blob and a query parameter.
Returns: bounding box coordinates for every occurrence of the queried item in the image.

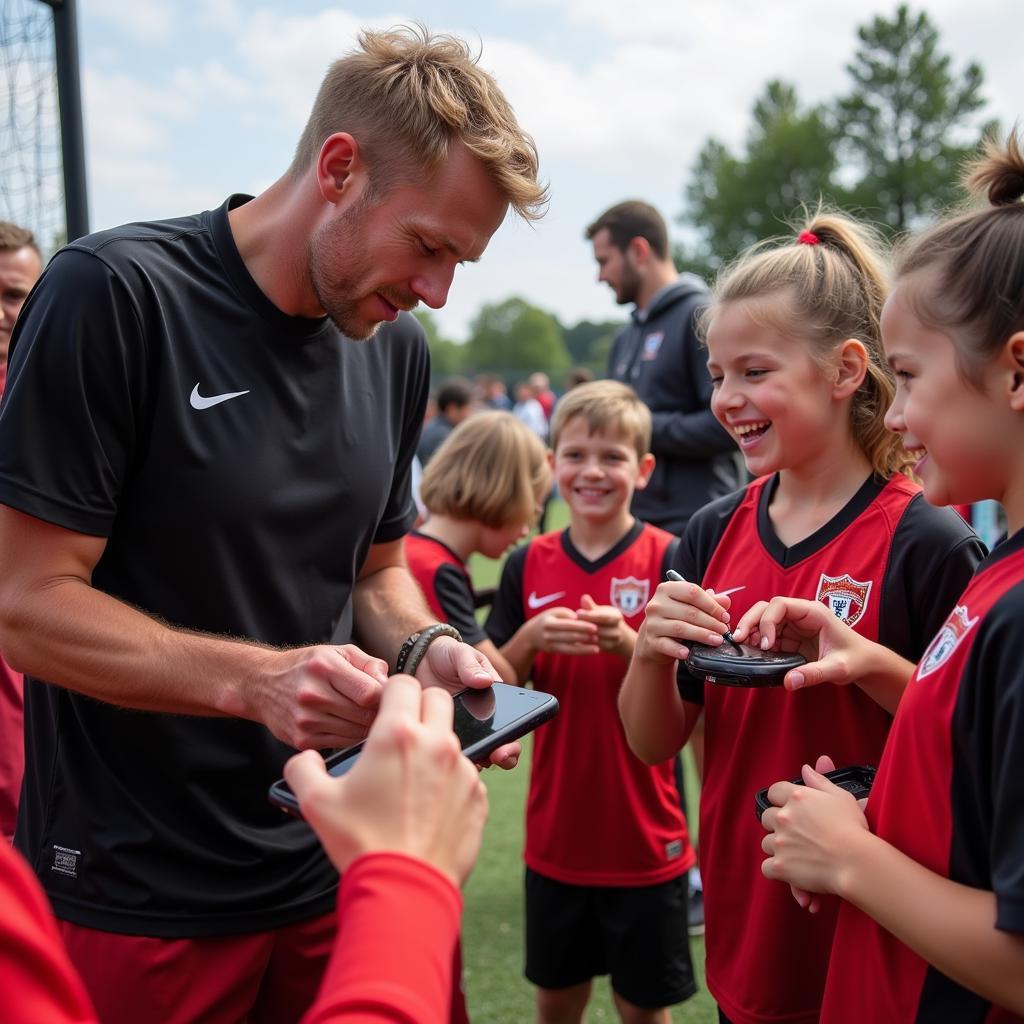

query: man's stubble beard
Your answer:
[308,197,381,341]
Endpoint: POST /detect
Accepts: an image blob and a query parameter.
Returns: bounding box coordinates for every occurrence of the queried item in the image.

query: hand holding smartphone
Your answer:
[754,764,876,821]
[269,682,559,818]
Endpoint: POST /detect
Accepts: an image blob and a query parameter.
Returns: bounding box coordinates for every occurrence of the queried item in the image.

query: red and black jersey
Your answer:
[486,521,693,886]
[404,532,486,646]
[821,530,1024,1024]
[675,473,985,1024]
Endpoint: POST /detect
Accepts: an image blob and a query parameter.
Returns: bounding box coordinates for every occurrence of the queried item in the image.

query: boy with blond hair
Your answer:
[486,380,697,1024]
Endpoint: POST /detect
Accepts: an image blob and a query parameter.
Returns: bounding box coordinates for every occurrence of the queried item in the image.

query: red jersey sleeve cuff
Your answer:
[302,851,463,1024]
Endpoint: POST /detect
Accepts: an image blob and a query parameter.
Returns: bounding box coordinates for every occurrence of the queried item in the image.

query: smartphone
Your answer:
[268,682,559,818]
[754,764,877,821]
[685,641,806,688]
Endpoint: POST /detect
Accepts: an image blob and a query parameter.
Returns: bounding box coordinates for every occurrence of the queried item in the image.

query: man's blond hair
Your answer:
[420,411,551,528]
[549,380,652,459]
[290,24,547,221]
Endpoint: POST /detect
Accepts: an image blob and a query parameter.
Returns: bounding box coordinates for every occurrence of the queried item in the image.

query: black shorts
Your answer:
[524,868,697,1010]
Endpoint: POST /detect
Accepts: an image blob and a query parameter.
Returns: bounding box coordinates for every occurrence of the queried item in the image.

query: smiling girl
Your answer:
[618,214,984,1024]
[754,134,1024,1021]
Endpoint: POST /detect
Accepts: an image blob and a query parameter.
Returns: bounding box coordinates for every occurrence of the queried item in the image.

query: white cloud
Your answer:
[84,68,190,154]
[171,62,251,104]
[88,0,176,41]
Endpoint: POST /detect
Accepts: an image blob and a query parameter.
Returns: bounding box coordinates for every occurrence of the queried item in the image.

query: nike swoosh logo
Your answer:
[715,586,746,598]
[528,590,566,610]
[190,384,250,410]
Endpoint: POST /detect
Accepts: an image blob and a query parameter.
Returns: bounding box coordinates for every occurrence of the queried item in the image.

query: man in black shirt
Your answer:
[0,25,545,1024]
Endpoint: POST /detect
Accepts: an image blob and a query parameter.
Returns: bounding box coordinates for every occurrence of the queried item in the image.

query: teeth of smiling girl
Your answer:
[734,421,770,437]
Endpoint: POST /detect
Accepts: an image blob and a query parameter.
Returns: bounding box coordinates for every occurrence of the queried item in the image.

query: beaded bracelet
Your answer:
[395,622,463,677]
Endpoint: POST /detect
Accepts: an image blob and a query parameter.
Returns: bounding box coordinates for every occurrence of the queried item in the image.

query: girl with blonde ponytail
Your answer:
[754,131,1024,1022]
[619,210,985,1024]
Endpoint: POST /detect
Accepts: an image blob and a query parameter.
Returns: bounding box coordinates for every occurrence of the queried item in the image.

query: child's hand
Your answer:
[578,594,636,660]
[533,607,600,657]
[731,597,868,691]
[633,578,731,665]
[759,758,870,899]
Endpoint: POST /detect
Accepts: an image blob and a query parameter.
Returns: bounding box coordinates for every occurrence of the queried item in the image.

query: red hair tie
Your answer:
[798,230,820,246]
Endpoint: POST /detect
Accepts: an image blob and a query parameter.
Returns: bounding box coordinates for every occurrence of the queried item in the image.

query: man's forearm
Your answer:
[353,564,437,670]
[1,575,269,718]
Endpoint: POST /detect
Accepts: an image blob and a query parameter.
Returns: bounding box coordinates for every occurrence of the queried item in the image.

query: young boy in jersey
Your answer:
[485,380,697,1024]
[619,213,984,1024]
[405,410,551,685]
[752,134,1024,1021]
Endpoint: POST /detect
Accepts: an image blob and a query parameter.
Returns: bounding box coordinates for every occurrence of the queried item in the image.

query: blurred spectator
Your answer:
[476,372,512,410]
[0,222,43,397]
[513,380,548,438]
[528,371,555,422]
[0,222,41,842]
[565,366,594,391]
[417,376,474,465]
[586,201,739,536]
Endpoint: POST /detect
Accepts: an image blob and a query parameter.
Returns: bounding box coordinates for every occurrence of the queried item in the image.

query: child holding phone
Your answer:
[754,134,1024,1020]
[486,380,697,1024]
[618,214,984,1024]
[406,410,551,685]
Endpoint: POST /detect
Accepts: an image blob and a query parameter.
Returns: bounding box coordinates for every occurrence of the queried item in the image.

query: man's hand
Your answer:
[413,637,520,770]
[249,644,388,750]
[284,676,488,887]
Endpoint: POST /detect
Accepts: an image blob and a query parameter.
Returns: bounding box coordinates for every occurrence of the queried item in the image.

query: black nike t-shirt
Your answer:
[0,196,429,936]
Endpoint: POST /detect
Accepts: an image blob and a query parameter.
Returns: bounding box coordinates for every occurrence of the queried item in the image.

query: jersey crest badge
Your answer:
[611,576,650,616]
[917,605,978,680]
[641,332,664,361]
[815,573,872,627]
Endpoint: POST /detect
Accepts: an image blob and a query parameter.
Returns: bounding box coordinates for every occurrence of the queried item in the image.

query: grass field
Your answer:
[459,501,718,1022]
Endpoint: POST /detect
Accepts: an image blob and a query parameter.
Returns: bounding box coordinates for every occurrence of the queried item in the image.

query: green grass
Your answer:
[461,500,717,1022]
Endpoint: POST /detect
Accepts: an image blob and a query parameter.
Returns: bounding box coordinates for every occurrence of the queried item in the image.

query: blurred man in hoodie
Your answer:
[587,202,738,537]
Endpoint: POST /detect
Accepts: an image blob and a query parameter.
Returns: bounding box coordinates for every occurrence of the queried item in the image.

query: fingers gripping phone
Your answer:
[269,682,559,818]
[754,765,877,821]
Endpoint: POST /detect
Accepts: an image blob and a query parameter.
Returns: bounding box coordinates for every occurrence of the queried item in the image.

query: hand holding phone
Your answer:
[280,676,490,884]
[754,764,876,821]
[269,682,559,818]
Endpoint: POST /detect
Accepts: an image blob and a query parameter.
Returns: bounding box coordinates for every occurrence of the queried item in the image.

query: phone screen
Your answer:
[268,683,558,814]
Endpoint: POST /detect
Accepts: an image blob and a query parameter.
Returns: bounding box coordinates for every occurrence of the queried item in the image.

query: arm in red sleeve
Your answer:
[0,840,96,1023]
[302,851,463,1024]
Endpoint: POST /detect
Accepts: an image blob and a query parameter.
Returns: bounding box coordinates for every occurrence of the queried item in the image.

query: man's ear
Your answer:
[626,235,651,267]
[633,452,656,491]
[833,339,869,398]
[1005,330,1024,412]
[316,133,365,205]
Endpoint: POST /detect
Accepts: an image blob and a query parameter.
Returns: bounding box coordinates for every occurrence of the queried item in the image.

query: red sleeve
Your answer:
[0,840,97,1023]
[0,655,24,839]
[301,852,463,1024]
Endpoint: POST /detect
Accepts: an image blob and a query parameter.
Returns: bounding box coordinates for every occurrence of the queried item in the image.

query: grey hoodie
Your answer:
[607,275,739,535]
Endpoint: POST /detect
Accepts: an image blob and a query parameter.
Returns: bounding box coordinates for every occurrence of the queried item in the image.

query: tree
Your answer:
[414,310,463,378]
[562,318,623,376]
[677,80,841,279]
[462,297,570,377]
[835,4,991,232]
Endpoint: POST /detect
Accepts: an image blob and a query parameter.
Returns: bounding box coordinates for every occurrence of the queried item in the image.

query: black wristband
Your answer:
[395,623,462,676]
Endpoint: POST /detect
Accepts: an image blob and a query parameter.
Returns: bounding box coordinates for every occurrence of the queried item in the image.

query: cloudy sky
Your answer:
[64,0,1023,339]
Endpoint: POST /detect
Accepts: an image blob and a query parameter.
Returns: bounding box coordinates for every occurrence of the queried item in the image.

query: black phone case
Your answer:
[754,764,877,820]
[268,685,559,818]
[685,642,806,688]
